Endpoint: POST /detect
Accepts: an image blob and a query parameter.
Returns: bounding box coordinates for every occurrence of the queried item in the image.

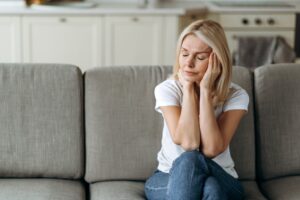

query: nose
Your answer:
[185,56,194,68]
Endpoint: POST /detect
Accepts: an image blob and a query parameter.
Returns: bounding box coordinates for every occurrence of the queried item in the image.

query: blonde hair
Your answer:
[173,19,232,106]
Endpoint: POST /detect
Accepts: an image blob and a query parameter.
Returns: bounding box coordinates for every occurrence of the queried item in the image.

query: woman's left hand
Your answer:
[199,52,221,92]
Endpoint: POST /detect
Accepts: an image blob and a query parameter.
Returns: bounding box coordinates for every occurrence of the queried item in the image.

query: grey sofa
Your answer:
[0,63,299,200]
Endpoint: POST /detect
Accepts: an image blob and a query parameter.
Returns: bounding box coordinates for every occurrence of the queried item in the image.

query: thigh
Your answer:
[205,159,244,200]
[144,170,169,200]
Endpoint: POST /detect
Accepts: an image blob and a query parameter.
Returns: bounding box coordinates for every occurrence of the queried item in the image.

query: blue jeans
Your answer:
[144,151,244,200]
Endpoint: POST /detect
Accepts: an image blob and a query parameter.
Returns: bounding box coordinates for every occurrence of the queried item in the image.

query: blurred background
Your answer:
[0,0,299,71]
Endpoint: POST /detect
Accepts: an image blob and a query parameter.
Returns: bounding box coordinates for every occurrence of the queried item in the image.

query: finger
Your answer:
[208,53,213,72]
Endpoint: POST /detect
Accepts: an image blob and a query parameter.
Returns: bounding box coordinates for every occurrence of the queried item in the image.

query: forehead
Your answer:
[181,34,210,52]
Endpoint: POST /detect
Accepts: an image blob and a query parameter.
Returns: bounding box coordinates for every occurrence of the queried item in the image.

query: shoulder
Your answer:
[154,79,182,113]
[155,79,182,98]
[223,83,249,112]
[229,83,249,99]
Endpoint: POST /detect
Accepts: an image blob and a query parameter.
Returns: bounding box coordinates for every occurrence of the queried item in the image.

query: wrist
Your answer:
[200,88,212,99]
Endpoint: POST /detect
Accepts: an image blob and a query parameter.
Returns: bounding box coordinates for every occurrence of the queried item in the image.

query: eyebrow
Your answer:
[181,47,212,54]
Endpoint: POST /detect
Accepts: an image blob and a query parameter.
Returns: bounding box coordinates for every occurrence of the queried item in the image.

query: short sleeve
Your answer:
[223,85,249,112]
[154,80,181,113]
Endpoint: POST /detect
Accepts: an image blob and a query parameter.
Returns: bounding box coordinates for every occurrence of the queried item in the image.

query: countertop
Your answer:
[0,1,299,15]
[0,1,207,15]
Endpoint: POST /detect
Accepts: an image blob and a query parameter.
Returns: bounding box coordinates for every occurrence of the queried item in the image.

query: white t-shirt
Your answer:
[154,79,249,178]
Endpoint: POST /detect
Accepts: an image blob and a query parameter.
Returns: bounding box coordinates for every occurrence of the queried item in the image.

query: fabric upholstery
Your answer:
[231,66,256,180]
[254,64,300,180]
[90,181,145,200]
[242,181,267,200]
[260,176,300,200]
[84,66,172,183]
[0,64,84,179]
[0,179,85,200]
[89,180,265,200]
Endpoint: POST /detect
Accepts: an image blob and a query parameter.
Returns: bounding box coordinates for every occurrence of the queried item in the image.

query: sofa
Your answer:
[0,63,299,200]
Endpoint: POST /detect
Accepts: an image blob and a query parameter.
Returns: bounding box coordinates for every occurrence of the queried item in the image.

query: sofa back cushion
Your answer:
[84,66,172,183]
[84,65,256,182]
[255,64,300,180]
[231,66,256,180]
[0,64,84,179]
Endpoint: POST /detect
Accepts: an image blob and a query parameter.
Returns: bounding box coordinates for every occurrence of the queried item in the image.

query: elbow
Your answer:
[202,145,225,158]
[180,141,200,151]
[172,137,199,151]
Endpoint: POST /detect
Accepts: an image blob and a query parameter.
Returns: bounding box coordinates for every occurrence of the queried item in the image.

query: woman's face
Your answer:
[179,34,212,83]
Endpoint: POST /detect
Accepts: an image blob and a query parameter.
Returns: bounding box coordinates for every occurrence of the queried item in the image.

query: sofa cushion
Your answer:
[254,64,300,180]
[90,181,145,200]
[89,180,264,200]
[0,179,85,200]
[242,181,267,200]
[260,176,300,200]
[0,64,84,179]
[84,66,172,183]
[231,66,256,180]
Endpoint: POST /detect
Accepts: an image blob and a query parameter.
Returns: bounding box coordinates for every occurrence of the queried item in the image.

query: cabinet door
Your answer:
[105,15,171,66]
[0,16,21,62]
[23,16,102,71]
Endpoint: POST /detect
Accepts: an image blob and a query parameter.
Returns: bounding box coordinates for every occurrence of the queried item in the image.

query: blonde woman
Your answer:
[145,19,248,200]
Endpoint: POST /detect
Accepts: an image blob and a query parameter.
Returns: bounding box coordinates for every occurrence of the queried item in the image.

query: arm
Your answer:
[199,52,246,158]
[161,84,200,151]
[199,89,246,158]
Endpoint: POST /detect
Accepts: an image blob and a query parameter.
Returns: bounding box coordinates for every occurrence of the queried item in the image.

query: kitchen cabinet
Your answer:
[22,16,103,71]
[0,16,21,62]
[104,15,178,66]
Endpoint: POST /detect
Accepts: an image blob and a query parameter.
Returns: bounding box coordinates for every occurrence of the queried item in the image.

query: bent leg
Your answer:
[167,151,210,200]
[205,158,244,200]
[203,176,227,200]
[145,170,169,200]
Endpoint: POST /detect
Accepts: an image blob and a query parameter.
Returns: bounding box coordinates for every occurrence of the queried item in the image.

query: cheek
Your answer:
[196,61,209,74]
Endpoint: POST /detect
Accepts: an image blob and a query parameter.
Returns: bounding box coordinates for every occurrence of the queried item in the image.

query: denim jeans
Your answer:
[144,151,244,200]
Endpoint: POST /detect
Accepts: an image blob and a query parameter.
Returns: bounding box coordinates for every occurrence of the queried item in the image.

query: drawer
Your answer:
[219,14,295,28]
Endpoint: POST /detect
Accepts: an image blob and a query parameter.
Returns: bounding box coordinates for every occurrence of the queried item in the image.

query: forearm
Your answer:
[176,86,200,150]
[199,89,224,157]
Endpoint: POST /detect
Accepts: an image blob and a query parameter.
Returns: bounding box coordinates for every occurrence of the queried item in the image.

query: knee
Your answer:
[172,151,208,173]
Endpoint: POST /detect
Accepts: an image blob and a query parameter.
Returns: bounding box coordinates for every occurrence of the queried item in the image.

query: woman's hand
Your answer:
[178,68,194,89]
[199,52,221,92]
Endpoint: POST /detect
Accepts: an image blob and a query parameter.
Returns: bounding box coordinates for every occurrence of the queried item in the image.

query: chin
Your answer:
[185,76,202,83]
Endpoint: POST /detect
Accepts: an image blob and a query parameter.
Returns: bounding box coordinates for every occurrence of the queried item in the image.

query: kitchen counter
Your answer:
[1,1,299,16]
[0,1,207,15]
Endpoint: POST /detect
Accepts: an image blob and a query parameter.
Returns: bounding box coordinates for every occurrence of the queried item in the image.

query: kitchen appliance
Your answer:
[208,12,295,57]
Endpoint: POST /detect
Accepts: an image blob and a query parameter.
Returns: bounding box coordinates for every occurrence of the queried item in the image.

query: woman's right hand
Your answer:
[178,68,194,90]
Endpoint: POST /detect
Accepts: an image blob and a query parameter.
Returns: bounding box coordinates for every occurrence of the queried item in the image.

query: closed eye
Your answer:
[197,57,207,60]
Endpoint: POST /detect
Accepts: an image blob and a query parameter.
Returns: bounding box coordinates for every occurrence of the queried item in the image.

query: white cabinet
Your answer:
[104,15,178,66]
[23,16,103,71]
[0,16,21,62]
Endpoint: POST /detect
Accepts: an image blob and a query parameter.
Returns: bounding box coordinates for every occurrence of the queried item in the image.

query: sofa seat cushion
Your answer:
[0,179,85,200]
[90,180,265,200]
[261,176,300,200]
[90,181,145,200]
[242,181,267,200]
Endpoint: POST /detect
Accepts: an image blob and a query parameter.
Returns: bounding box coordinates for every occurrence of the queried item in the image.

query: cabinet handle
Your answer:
[255,18,262,25]
[241,18,249,25]
[191,15,197,20]
[59,18,67,23]
[268,18,275,25]
[132,17,139,22]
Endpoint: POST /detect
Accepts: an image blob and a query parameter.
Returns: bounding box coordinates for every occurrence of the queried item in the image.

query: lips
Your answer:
[184,71,197,76]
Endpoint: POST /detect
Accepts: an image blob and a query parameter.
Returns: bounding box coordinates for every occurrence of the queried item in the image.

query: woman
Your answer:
[144,19,249,200]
